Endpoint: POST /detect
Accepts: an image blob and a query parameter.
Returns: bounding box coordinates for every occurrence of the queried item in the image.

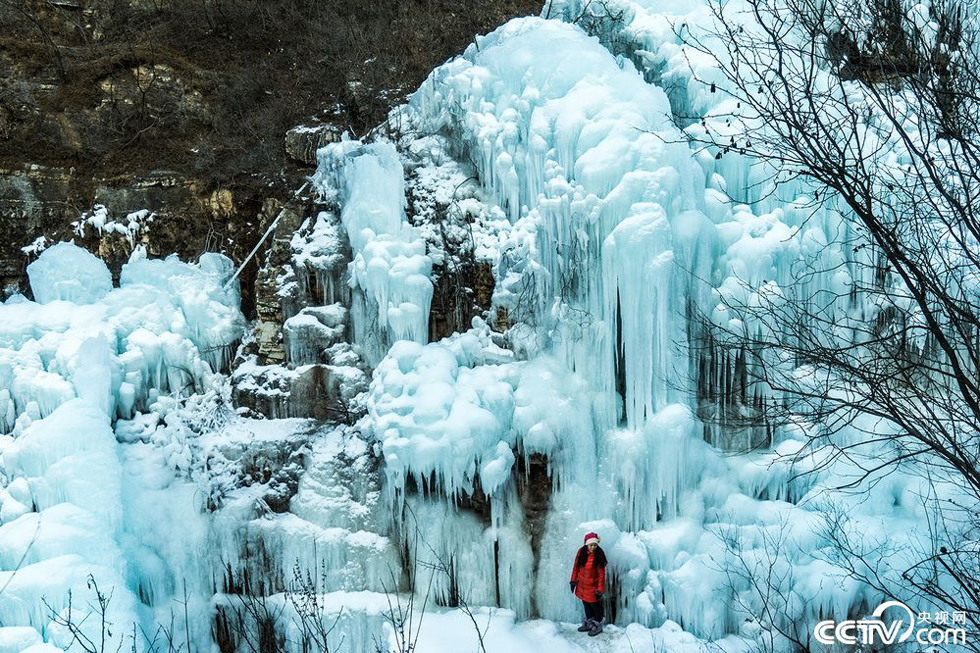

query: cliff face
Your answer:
[0,0,543,313]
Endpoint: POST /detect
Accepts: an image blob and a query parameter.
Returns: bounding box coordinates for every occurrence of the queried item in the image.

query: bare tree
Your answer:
[374,511,433,653]
[42,575,119,653]
[373,502,492,653]
[0,0,68,81]
[214,592,286,653]
[284,560,344,653]
[212,558,351,653]
[713,518,819,653]
[415,546,491,653]
[677,0,980,644]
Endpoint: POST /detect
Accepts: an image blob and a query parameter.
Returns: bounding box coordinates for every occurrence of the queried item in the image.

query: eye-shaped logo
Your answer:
[870,601,917,643]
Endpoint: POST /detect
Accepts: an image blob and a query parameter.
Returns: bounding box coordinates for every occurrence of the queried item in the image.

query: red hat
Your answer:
[584,532,600,545]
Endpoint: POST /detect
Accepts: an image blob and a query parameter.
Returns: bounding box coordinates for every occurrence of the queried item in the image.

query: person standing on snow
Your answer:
[569,531,607,636]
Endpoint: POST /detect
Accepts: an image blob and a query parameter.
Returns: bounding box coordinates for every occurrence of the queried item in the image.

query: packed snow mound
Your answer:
[27,242,112,305]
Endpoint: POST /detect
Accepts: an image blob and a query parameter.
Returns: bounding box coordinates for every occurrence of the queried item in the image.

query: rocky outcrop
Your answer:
[249,201,307,365]
[233,196,371,421]
[284,124,342,166]
[0,165,76,295]
[1,0,543,314]
[0,163,277,314]
[232,363,364,422]
[429,259,496,341]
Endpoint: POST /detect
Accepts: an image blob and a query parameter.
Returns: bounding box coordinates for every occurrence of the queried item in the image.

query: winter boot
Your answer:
[588,620,604,636]
[578,619,593,632]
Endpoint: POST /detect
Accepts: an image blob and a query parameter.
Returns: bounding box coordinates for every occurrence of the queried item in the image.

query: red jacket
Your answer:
[570,548,606,603]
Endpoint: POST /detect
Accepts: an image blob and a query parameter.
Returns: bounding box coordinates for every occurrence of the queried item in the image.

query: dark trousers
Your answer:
[583,599,604,623]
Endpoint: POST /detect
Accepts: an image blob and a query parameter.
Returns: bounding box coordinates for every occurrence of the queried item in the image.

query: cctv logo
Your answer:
[814,601,967,646]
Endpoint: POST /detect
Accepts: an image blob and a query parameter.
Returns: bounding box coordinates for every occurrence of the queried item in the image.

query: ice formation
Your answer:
[72,206,154,247]
[351,8,950,646]
[0,0,965,650]
[314,141,434,349]
[26,242,113,306]
[0,244,246,649]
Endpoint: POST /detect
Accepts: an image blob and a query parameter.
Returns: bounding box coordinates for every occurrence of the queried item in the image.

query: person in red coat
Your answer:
[569,531,607,636]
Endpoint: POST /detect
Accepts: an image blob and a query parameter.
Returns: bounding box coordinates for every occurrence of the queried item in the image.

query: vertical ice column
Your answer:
[71,334,114,419]
[603,205,674,429]
[314,141,434,346]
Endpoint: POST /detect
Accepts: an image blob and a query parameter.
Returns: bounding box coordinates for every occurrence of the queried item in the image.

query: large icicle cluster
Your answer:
[368,326,590,501]
[313,141,434,349]
[0,242,245,650]
[339,9,953,647]
[1,243,244,429]
[0,0,965,649]
[408,18,702,431]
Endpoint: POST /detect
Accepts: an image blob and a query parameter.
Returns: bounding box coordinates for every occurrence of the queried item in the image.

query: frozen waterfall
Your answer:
[0,1,962,651]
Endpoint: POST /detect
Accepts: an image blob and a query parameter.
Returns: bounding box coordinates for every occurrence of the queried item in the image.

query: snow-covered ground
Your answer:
[389,609,750,653]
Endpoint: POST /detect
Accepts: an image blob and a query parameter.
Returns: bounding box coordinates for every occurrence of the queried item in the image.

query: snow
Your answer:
[0,626,43,652]
[73,205,155,247]
[20,237,48,257]
[381,608,755,653]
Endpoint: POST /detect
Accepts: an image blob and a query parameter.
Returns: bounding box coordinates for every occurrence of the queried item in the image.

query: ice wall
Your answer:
[1,244,245,427]
[0,244,246,650]
[339,11,948,647]
[3,243,399,651]
[0,400,139,649]
[408,18,704,432]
